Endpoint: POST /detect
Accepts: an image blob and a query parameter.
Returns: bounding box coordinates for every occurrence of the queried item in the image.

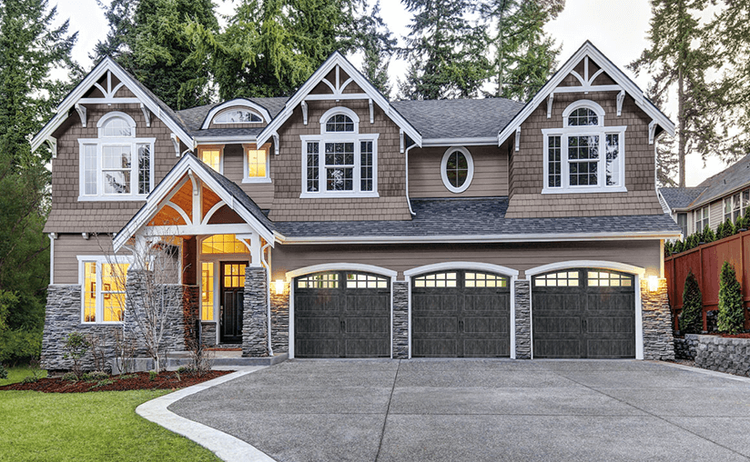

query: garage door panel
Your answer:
[412,317,457,334]
[463,339,509,357]
[345,339,389,357]
[535,339,580,358]
[295,294,341,313]
[413,339,457,357]
[295,317,340,334]
[533,313,581,334]
[464,294,509,311]
[463,317,508,334]
[345,317,389,334]
[586,339,634,358]
[346,294,390,314]
[587,316,634,334]
[295,339,339,358]
[413,294,459,311]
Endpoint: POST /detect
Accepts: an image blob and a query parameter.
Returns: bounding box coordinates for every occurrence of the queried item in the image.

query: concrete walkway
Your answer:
[169,360,750,462]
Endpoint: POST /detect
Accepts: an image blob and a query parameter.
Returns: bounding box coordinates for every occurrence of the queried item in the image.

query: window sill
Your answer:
[242,178,272,184]
[200,320,217,323]
[541,186,628,195]
[300,192,380,199]
[81,321,124,325]
[78,195,148,202]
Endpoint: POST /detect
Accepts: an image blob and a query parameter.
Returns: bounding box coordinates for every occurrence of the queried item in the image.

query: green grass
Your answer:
[0,389,221,462]
[0,366,47,386]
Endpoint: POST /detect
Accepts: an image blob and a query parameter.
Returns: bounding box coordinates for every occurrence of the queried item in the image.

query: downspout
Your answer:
[48,233,57,285]
[261,241,272,355]
[405,141,416,216]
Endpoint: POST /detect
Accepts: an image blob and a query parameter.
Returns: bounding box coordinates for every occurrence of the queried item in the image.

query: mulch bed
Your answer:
[0,370,232,393]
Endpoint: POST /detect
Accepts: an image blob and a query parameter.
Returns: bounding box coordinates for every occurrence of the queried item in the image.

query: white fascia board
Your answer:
[275,230,682,245]
[194,136,258,144]
[31,57,194,153]
[257,52,422,148]
[200,99,273,129]
[421,137,499,147]
[497,41,675,147]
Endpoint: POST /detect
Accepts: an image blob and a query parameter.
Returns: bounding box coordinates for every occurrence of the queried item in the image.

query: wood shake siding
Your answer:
[505,88,664,218]
[409,145,509,198]
[53,234,116,285]
[268,98,411,221]
[44,102,188,234]
[223,144,274,209]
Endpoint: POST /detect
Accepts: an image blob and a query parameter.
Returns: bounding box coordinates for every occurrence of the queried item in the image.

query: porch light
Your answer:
[647,275,660,292]
[274,279,285,295]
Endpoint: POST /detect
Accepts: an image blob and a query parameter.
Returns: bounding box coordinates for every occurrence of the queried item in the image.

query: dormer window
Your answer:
[542,100,626,194]
[300,107,378,198]
[214,109,262,124]
[78,111,155,201]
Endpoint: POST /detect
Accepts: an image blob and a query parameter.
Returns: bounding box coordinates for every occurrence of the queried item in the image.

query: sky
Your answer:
[53,0,725,186]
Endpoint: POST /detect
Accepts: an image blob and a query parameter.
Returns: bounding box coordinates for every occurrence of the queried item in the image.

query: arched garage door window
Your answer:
[532,268,635,359]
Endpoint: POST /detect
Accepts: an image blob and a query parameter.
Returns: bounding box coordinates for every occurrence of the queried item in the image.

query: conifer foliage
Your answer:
[679,270,703,334]
[717,261,744,334]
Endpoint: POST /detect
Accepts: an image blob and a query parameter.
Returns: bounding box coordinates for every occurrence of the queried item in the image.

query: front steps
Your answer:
[110,352,288,373]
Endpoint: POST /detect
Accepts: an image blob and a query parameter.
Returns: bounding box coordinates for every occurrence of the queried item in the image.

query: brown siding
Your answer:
[409,145,508,198]
[222,144,275,209]
[53,234,116,285]
[505,90,664,218]
[271,240,662,280]
[268,99,411,221]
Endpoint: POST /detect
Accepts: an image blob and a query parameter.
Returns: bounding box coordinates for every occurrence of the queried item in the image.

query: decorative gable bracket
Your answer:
[648,120,657,145]
[45,137,57,159]
[301,101,308,125]
[171,133,181,157]
[75,104,87,127]
[617,90,625,117]
[140,103,151,127]
[272,133,280,155]
[547,93,554,119]
[515,127,521,151]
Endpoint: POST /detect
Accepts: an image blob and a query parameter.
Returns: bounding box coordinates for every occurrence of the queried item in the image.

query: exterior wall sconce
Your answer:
[274,279,285,295]
[648,275,660,292]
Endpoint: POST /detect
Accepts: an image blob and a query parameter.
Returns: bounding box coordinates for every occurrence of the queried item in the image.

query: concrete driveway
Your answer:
[169,360,750,461]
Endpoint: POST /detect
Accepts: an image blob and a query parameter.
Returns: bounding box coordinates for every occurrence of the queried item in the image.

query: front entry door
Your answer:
[220,262,246,344]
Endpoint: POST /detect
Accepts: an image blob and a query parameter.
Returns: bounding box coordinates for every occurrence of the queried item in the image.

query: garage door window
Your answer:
[588,270,633,287]
[346,273,388,289]
[414,272,458,288]
[296,272,339,289]
[464,272,508,288]
[533,271,580,287]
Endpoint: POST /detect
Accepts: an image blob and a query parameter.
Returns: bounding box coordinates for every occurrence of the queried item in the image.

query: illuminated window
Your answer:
[223,263,246,288]
[533,271,580,287]
[198,145,223,173]
[464,272,508,288]
[587,270,633,287]
[200,234,249,254]
[201,262,214,321]
[346,273,388,289]
[244,143,270,182]
[414,272,458,288]
[296,273,339,289]
[80,257,130,323]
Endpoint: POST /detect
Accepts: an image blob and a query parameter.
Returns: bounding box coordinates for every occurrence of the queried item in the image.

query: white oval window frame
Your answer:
[440,146,474,194]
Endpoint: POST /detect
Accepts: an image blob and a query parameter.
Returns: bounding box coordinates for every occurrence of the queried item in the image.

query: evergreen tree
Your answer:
[356,0,396,96]
[702,225,716,243]
[0,0,77,362]
[482,0,563,101]
[399,0,491,99]
[680,270,703,334]
[91,0,136,61]
[629,0,726,187]
[717,261,744,334]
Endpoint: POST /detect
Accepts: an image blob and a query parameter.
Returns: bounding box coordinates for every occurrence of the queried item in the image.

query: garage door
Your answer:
[294,271,390,358]
[532,269,635,359]
[412,270,510,358]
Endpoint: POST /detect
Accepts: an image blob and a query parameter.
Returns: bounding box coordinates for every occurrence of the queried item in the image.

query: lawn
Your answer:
[0,368,220,462]
[0,365,47,386]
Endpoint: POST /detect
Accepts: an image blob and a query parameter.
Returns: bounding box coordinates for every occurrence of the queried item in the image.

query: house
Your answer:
[659,153,750,238]
[33,41,681,370]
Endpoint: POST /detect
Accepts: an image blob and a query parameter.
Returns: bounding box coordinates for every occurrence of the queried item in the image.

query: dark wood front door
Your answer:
[294,271,390,358]
[532,269,635,359]
[411,270,511,358]
[220,262,246,344]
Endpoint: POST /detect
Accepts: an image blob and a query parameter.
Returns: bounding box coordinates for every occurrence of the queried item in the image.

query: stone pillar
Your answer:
[270,281,290,354]
[641,278,675,361]
[242,266,269,357]
[392,281,409,359]
[182,285,200,348]
[514,280,531,359]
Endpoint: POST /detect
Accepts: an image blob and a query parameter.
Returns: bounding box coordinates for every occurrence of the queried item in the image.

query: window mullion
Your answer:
[354,139,361,193]
[562,135,569,189]
[96,262,103,323]
[598,132,604,188]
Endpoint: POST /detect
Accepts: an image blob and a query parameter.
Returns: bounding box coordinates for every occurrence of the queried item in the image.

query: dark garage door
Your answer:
[532,269,635,359]
[412,270,510,358]
[294,271,390,358]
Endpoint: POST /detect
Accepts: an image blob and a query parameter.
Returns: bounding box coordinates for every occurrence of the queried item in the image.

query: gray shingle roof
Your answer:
[691,153,750,207]
[176,98,289,132]
[275,197,681,238]
[658,187,706,211]
[391,98,525,140]
[191,128,265,138]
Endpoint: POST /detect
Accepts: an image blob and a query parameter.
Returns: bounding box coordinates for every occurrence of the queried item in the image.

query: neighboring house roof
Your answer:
[658,187,706,212]
[274,197,681,243]
[689,153,750,208]
[391,99,525,144]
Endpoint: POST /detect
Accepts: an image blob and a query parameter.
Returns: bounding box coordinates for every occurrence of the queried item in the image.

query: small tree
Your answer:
[63,332,90,377]
[702,225,716,243]
[717,261,745,334]
[679,270,703,334]
[719,219,736,239]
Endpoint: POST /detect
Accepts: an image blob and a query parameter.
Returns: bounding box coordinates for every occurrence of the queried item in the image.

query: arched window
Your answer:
[567,107,599,126]
[325,114,355,132]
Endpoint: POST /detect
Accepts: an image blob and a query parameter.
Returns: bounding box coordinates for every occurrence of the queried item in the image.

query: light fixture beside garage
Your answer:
[274,279,285,295]
[648,275,660,292]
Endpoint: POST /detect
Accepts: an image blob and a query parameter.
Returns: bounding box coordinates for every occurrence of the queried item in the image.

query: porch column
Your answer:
[392,281,409,359]
[514,280,531,359]
[242,266,270,357]
[641,278,675,360]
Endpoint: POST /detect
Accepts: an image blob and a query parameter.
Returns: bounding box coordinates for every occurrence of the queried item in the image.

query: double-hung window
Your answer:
[724,190,749,223]
[243,143,271,183]
[78,256,131,324]
[543,101,627,194]
[79,112,155,201]
[300,107,379,197]
[694,205,709,232]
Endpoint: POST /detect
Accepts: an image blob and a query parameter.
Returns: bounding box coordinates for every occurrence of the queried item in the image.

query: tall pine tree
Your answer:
[356,0,396,96]
[399,0,491,99]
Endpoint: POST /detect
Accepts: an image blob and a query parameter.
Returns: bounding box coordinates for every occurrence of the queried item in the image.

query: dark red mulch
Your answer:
[0,370,232,393]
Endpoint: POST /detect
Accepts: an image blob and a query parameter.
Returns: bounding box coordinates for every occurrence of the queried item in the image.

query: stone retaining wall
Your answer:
[693,335,750,376]
[674,334,699,360]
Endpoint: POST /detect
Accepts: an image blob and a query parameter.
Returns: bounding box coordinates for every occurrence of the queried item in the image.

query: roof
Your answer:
[391,99,525,141]
[658,187,706,211]
[689,153,750,208]
[274,197,681,241]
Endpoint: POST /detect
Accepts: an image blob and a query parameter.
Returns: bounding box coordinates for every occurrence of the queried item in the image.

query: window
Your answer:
[79,112,154,200]
[533,271,580,287]
[201,262,214,321]
[413,272,458,288]
[198,145,223,173]
[441,147,474,193]
[79,256,131,323]
[694,205,709,232]
[301,107,378,197]
[214,109,262,124]
[201,234,249,254]
[724,191,749,223]
[346,273,388,289]
[542,101,626,194]
[296,273,339,289]
[243,143,271,183]
[464,272,508,288]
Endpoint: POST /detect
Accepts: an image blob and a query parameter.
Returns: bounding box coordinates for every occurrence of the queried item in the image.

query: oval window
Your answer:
[441,147,473,193]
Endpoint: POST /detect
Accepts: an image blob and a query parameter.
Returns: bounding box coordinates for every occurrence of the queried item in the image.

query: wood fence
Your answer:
[665,229,750,331]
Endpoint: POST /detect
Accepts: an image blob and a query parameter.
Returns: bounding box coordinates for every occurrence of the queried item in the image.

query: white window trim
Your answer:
[542,100,627,194]
[319,107,360,134]
[77,255,134,324]
[242,143,272,184]
[78,137,155,201]
[694,205,710,233]
[97,111,137,135]
[299,134,380,198]
[197,145,225,175]
[440,146,474,194]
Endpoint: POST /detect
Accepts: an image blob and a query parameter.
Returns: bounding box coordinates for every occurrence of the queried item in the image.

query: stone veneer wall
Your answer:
[392,282,408,359]
[674,334,699,360]
[514,280,531,359]
[691,335,750,376]
[201,322,217,347]
[182,285,199,348]
[641,278,675,361]
[242,266,269,357]
[270,283,289,354]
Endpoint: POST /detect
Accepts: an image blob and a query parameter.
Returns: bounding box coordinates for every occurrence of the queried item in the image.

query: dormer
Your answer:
[201,99,273,129]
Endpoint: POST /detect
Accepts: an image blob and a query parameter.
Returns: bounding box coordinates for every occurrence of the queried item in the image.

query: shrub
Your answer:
[82,371,109,382]
[90,379,114,389]
[673,240,684,254]
[679,271,703,334]
[702,225,716,243]
[719,219,736,239]
[149,370,158,381]
[62,332,90,377]
[0,364,7,380]
[717,261,745,334]
[61,372,78,382]
[664,241,673,257]
[21,375,38,384]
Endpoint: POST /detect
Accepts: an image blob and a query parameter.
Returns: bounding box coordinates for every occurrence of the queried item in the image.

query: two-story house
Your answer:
[34,41,680,370]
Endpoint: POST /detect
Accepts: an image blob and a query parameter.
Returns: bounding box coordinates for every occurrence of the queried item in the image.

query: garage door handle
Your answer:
[341,320,346,332]
[582,319,587,333]
[459,320,464,333]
